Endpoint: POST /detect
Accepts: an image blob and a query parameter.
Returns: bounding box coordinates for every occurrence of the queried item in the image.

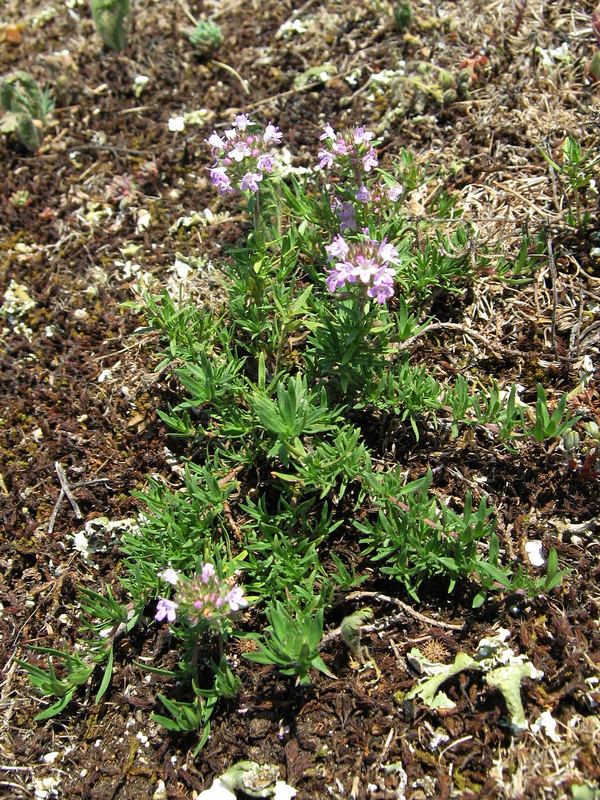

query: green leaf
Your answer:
[95,647,113,703]
[311,654,336,679]
[34,689,76,721]
[150,712,183,732]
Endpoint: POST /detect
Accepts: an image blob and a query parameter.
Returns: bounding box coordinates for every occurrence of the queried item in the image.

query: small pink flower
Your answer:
[240,171,263,192]
[362,148,378,172]
[225,586,247,611]
[387,183,403,201]
[326,261,354,292]
[229,141,252,162]
[320,123,336,141]
[326,234,350,260]
[160,568,180,585]
[353,126,374,145]
[324,235,397,304]
[257,154,274,172]
[155,598,178,623]
[209,166,233,195]
[206,132,224,151]
[263,123,283,145]
[331,137,348,156]
[234,113,251,130]
[201,563,216,583]
[318,149,335,169]
[355,185,370,203]
[378,241,399,263]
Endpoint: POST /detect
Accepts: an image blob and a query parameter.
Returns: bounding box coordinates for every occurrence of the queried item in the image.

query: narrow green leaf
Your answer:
[34,689,75,721]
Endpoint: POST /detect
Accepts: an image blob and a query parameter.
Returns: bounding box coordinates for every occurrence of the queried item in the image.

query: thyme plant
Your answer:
[20,116,577,748]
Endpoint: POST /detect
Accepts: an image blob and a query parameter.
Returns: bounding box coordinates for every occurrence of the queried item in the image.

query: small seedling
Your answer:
[244,601,335,686]
[90,0,130,51]
[393,1,413,32]
[0,71,53,151]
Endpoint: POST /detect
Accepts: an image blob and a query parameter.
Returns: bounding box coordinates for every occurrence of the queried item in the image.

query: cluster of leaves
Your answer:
[0,71,54,152]
[20,134,576,751]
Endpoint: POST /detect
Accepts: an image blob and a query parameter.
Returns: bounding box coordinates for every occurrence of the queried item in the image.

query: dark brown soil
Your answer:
[1,1,599,799]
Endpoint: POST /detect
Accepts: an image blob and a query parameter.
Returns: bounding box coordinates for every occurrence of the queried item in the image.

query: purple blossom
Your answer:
[209,166,234,195]
[206,132,224,151]
[326,234,350,260]
[355,185,370,203]
[158,563,248,630]
[354,255,379,284]
[316,124,378,182]
[240,171,263,192]
[320,123,336,141]
[235,113,251,130]
[332,137,349,156]
[353,126,374,145]
[361,148,378,172]
[318,148,335,169]
[205,117,283,196]
[229,140,252,162]
[326,260,355,292]
[160,568,180,585]
[378,240,399,263]
[155,598,178,623]
[256,154,274,172]
[387,183,403,201]
[337,201,357,231]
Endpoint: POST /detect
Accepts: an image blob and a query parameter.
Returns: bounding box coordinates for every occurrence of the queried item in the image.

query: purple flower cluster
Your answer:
[155,563,247,628]
[318,124,379,179]
[325,233,398,305]
[206,114,283,195]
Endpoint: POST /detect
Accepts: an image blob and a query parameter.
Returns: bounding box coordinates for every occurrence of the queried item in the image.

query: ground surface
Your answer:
[1,1,599,798]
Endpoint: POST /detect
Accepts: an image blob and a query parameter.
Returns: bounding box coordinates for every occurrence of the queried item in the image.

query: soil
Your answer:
[1,1,599,799]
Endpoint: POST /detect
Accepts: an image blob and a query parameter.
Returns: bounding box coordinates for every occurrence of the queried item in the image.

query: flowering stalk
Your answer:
[155,564,247,634]
[317,124,403,233]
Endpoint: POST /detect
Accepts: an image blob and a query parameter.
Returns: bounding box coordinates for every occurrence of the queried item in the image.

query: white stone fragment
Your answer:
[524,540,546,567]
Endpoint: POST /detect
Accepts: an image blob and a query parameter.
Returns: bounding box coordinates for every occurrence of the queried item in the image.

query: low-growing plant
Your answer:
[0,71,53,151]
[188,19,223,56]
[538,134,599,231]
[90,0,130,51]
[244,600,335,686]
[20,114,580,747]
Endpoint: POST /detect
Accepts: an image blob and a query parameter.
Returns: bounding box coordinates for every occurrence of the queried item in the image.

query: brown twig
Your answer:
[48,466,110,534]
[321,591,463,648]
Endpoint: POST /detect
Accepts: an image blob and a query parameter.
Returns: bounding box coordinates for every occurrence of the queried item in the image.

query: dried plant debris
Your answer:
[407,628,543,731]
